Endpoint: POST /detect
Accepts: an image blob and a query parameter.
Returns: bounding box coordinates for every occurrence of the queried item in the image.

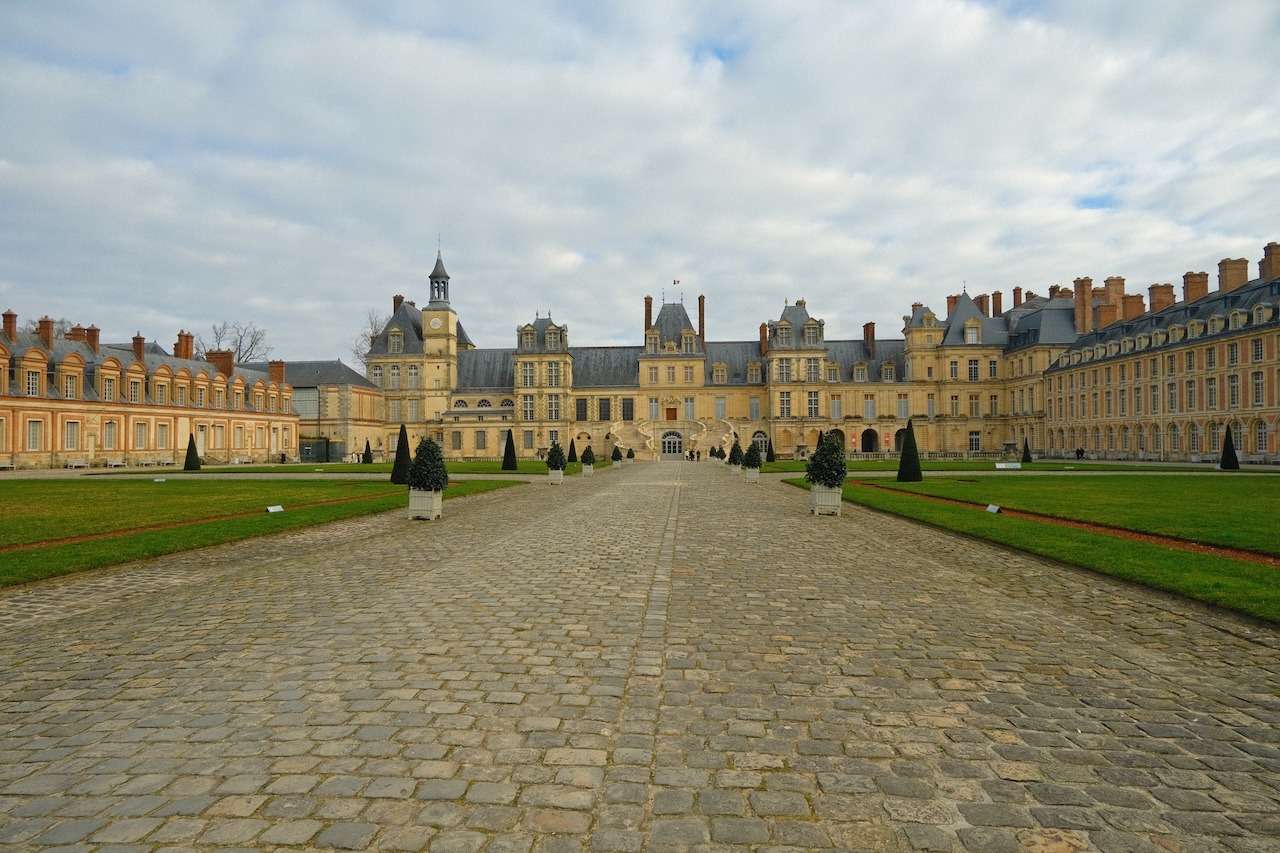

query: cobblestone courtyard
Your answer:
[2,462,1278,852]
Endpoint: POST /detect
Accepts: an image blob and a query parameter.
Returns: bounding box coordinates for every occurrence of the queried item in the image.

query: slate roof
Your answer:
[457,348,516,390]
[704,341,763,385]
[941,293,1009,347]
[651,303,697,348]
[241,360,375,389]
[1003,297,1079,352]
[368,303,426,356]
[570,347,642,387]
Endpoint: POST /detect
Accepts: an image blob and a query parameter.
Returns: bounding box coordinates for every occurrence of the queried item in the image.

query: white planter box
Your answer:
[548,469,564,484]
[581,464,594,477]
[612,461,622,469]
[744,468,760,483]
[730,464,741,474]
[408,489,443,520]
[810,484,843,516]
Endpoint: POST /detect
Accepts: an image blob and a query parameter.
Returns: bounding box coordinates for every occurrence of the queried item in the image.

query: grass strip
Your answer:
[0,480,521,588]
[784,478,1280,625]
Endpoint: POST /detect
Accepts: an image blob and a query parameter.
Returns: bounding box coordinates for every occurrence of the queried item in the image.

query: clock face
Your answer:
[430,318,442,330]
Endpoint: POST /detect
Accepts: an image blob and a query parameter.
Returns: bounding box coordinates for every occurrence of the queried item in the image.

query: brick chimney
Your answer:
[1122,294,1146,320]
[393,294,404,312]
[3,309,16,342]
[1073,278,1092,333]
[1013,286,1023,307]
[1182,271,1209,303]
[206,348,235,377]
[268,360,287,386]
[974,294,989,317]
[992,291,1003,316]
[1103,276,1125,311]
[759,322,768,356]
[86,325,100,355]
[1149,283,1176,313]
[1218,258,1249,292]
[863,322,876,360]
[698,294,706,344]
[644,296,653,332]
[132,333,146,363]
[67,324,85,343]
[1262,242,1280,280]
[37,315,55,349]
[1097,304,1119,328]
[1048,285,1060,300]
[946,294,958,315]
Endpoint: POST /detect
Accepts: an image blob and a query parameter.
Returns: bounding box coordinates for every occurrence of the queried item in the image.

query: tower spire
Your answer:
[429,250,450,306]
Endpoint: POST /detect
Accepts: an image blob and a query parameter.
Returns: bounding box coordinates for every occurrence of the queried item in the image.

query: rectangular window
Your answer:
[749,397,761,420]
[155,384,167,405]
[1252,338,1264,363]
[451,431,462,450]
[27,419,43,451]
[408,365,419,389]
[103,421,117,451]
[1186,380,1196,411]
[576,398,588,421]
[408,400,420,422]
[547,394,560,420]
[522,394,534,420]
[1206,377,1218,410]
[649,398,659,420]
[63,374,77,399]
[854,364,867,382]
[127,380,140,403]
[523,430,534,450]
[65,421,80,451]
[826,366,838,382]
[1150,385,1158,413]
[102,377,115,401]
[927,394,935,417]
[968,431,981,452]
[989,394,998,417]
[157,422,169,449]
[1133,388,1141,416]
[1206,348,1217,369]
[831,397,843,419]
[521,362,535,387]
[1167,383,1178,412]
[256,426,264,448]
[747,364,761,383]
[864,394,876,419]
[899,394,910,419]
[1227,342,1239,366]
[134,422,146,449]
[1186,350,1196,372]
[549,429,559,445]
[648,366,659,383]
[598,398,610,421]
[475,431,487,450]
[969,394,980,417]
[779,391,791,418]
[805,358,821,382]
[949,360,958,379]
[389,400,401,422]
[1253,371,1265,407]
[807,391,820,417]
[666,366,676,383]
[1104,390,1112,417]
[622,398,635,421]
[683,366,694,383]
[27,371,41,397]
[547,362,560,387]
[233,425,242,449]
[684,397,694,420]
[989,360,998,379]
[777,360,792,382]
[1228,374,1240,408]
[949,395,959,417]
[389,365,400,390]
[715,396,726,419]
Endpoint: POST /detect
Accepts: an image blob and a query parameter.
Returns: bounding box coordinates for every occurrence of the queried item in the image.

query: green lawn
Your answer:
[0,478,523,587]
[158,459,570,475]
[784,475,1280,624]
[761,459,1217,474]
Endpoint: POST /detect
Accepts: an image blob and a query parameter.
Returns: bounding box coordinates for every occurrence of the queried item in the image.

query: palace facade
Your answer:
[366,242,1280,464]
[1,312,299,469]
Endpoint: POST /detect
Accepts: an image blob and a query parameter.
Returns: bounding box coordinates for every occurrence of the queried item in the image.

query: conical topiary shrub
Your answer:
[1021,438,1032,464]
[407,436,449,492]
[581,446,595,466]
[502,429,518,471]
[611,445,623,462]
[1220,425,1240,470]
[742,442,762,469]
[567,439,578,464]
[390,424,411,484]
[363,439,373,464]
[183,434,201,471]
[625,447,635,460]
[805,433,847,489]
[897,419,923,482]
[728,439,744,466]
[766,439,776,463]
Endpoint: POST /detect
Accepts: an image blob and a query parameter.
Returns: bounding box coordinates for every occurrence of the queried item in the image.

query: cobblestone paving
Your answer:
[1,462,1278,852]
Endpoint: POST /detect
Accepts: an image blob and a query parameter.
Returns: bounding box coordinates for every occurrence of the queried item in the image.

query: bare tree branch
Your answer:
[196,321,273,362]
[350,307,390,367]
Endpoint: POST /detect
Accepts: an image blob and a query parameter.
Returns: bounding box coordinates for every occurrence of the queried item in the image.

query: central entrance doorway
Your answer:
[661,430,684,458]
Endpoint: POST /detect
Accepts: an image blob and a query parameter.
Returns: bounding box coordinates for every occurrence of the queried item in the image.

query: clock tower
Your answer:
[422,250,459,358]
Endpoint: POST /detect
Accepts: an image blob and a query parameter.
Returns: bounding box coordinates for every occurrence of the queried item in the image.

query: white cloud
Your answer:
[1,0,1277,359]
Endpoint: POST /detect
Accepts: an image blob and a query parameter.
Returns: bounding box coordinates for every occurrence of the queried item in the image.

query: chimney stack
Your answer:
[1182,271,1209,304]
[974,294,989,317]
[759,322,769,356]
[863,322,876,360]
[132,333,146,363]
[992,291,1003,316]
[206,349,235,378]
[1122,294,1146,320]
[1073,278,1092,333]
[1149,283,1176,313]
[3,309,17,342]
[393,294,404,312]
[1097,304,1119,328]
[1013,286,1023,307]
[644,296,653,332]
[698,294,706,344]
[67,324,85,343]
[1048,285,1060,300]
[269,360,287,386]
[946,294,958,315]
[174,330,195,360]
[1103,276,1125,312]
[1261,241,1280,280]
[37,315,55,349]
[1218,257,1249,292]
[86,325,100,355]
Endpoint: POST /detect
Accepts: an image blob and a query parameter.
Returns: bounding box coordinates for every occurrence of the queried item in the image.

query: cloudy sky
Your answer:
[2,1,1278,361]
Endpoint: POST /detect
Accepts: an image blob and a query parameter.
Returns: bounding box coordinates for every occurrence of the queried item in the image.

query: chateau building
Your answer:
[367,241,1280,464]
[1,312,299,469]
[243,360,383,462]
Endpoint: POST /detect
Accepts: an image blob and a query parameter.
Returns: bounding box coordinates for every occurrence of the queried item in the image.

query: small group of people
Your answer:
[686,450,702,461]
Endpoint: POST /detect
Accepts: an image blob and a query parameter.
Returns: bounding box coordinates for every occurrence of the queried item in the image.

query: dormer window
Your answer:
[545,329,560,350]
[776,325,791,347]
[803,324,820,346]
[521,329,536,350]
[712,363,727,383]
[389,331,403,354]
[964,321,981,344]
[1229,311,1245,330]
[646,331,659,354]
[924,313,936,328]
[1208,316,1223,334]
[881,364,895,382]
[747,363,761,383]
[853,363,868,382]
[682,332,696,354]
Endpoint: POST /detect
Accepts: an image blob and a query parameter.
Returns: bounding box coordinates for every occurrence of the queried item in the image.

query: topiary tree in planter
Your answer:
[728,439,744,467]
[362,439,373,464]
[1220,424,1240,470]
[183,434,201,471]
[390,424,411,484]
[742,442,762,469]
[897,419,923,483]
[407,436,449,519]
[806,432,847,515]
[626,447,635,460]
[611,445,623,462]
[567,439,578,464]
[502,429,518,471]
[581,446,595,466]
[1021,438,1032,464]
[546,440,567,483]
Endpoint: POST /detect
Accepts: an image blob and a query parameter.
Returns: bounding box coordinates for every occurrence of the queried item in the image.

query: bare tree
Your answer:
[23,317,74,336]
[196,321,273,362]
[350,307,390,367]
